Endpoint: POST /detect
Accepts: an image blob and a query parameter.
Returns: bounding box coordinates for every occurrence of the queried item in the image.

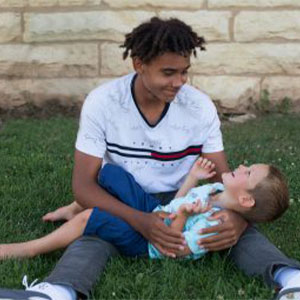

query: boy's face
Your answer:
[134,52,191,103]
[222,164,269,198]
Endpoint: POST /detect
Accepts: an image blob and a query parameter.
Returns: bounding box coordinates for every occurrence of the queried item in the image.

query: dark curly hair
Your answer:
[121,17,206,63]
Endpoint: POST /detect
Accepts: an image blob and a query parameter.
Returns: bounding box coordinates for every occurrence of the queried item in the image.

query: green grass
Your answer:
[0,114,299,299]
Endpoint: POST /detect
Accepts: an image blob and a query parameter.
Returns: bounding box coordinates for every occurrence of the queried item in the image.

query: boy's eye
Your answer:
[163,71,174,76]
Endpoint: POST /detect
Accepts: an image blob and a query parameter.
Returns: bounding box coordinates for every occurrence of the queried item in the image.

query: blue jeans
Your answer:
[83,164,160,256]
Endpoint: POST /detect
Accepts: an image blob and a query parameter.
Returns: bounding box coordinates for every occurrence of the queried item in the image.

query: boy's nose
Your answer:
[172,74,186,88]
[237,164,248,173]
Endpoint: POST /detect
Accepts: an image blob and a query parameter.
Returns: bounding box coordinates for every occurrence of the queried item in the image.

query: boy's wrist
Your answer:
[187,173,199,182]
[177,211,190,218]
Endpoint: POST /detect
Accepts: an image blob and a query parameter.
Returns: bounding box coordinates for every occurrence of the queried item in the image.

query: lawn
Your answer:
[0,114,299,299]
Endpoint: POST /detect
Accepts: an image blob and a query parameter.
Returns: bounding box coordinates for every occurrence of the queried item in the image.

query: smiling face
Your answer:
[133,52,191,104]
[222,164,270,199]
[211,163,289,223]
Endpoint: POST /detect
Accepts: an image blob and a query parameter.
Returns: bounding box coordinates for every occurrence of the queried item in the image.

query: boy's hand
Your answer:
[197,210,248,251]
[178,199,211,217]
[136,211,185,258]
[189,157,216,180]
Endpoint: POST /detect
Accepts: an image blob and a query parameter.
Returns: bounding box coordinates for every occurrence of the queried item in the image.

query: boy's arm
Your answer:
[175,173,199,199]
[168,201,211,257]
[170,213,188,232]
[169,212,192,256]
[175,157,216,199]
[202,151,229,183]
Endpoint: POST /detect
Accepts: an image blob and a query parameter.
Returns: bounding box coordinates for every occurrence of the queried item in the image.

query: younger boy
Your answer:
[0,157,289,261]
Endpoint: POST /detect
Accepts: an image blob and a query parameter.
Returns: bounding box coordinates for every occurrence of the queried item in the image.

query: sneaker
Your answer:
[0,288,51,300]
[276,287,300,300]
[0,276,67,300]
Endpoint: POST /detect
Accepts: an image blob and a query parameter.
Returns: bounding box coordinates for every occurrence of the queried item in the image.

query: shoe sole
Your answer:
[0,288,51,300]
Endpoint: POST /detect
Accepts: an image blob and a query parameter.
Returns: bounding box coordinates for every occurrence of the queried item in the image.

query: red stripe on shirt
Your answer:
[151,147,202,159]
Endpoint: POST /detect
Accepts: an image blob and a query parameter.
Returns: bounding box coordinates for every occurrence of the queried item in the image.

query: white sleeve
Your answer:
[202,103,224,154]
[75,91,106,158]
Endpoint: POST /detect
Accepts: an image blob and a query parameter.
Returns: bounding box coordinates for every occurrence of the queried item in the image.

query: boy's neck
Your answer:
[133,75,167,125]
[209,190,248,218]
[209,190,234,210]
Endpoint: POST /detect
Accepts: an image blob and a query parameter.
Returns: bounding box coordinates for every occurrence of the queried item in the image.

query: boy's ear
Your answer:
[132,57,144,73]
[238,194,255,208]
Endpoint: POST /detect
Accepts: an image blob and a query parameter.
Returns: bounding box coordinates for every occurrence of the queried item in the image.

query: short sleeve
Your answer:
[201,104,224,154]
[75,91,106,158]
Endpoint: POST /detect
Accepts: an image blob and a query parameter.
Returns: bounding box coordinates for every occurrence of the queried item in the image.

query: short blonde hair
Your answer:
[242,165,289,223]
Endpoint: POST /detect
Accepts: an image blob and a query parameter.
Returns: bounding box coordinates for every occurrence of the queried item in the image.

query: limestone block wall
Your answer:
[1,0,300,112]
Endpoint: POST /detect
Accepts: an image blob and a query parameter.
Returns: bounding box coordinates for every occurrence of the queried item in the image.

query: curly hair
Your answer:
[121,17,206,63]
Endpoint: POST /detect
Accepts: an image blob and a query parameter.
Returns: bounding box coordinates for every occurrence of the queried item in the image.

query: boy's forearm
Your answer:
[170,213,188,232]
[169,213,193,257]
[202,151,230,183]
[175,174,199,198]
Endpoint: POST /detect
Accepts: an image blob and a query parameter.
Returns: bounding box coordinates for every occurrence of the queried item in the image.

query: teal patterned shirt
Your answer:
[148,182,224,260]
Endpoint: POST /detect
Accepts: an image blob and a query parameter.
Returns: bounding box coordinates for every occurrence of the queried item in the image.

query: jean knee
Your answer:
[98,164,129,186]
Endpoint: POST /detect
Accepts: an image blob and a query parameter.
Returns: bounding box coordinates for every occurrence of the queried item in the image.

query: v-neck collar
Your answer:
[131,74,170,128]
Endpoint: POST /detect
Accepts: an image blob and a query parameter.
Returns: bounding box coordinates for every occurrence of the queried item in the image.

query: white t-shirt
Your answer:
[75,73,223,193]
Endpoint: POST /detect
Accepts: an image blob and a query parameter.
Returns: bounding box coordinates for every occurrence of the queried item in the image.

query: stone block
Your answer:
[101,43,133,76]
[159,11,231,42]
[103,0,205,8]
[235,11,300,41]
[191,43,300,75]
[262,77,300,102]
[0,13,21,43]
[0,78,112,108]
[0,0,27,7]
[192,75,260,111]
[24,11,154,42]
[209,0,300,8]
[28,0,101,6]
[0,43,98,78]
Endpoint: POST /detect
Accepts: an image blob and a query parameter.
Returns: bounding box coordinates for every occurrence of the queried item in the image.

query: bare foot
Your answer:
[42,202,83,223]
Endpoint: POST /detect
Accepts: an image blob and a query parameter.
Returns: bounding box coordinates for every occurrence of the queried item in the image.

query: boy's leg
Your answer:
[42,188,174,299]
[43,164,159,298]
[36,166,173,299]
[84,208,148,257]
[0,165,175,299]
[229,225,300,288]
[98,164,160,211]
[43,236,118,299]
[0,209,92,260]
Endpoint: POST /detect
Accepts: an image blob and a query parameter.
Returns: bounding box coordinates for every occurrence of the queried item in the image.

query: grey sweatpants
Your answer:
[45,191,300,299]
